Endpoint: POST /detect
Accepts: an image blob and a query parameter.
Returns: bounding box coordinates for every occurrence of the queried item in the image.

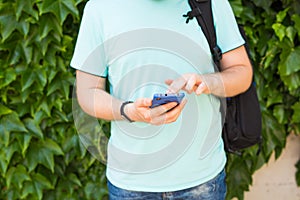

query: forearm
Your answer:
[75,70,186,125]
[76,87,187,125]
[77,87,123,121]
[165,46,253,97]
[75,70,124,121]
[203,64,252,97]
[204,45,253,97]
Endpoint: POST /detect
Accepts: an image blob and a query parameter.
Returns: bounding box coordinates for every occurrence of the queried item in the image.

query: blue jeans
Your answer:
[107,169,226,200]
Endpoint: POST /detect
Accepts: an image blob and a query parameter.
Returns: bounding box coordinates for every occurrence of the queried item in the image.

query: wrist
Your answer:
[120,101,134,122]
[201,73,225,96]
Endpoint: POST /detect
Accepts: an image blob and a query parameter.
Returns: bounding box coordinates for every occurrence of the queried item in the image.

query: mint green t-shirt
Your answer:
[71,0,244,192]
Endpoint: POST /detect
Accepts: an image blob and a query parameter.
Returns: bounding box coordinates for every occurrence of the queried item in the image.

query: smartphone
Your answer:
[150,93,185,108]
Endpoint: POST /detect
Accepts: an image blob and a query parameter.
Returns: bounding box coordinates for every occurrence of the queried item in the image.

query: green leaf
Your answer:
[62,81,71,100]
[68,173,82,186]
[229,0,244,17]
[292,14,300,35]
[22,135,32,157]
[39,13,62,41]
[0,141,19,175]
[5,39,22,65]
[48,69,58,84]
[261,43,278,70]
[276,7,289,23]
[15,0,39,21]
[53,98,63,112]
[24,118,44,139]
[84,182,108,200]
[38,35,55,57]
[33,110,47,125]
[44,47,57,67]
[54,110,69,123]
[31,173,54,200]
[5,141,20,164]
[281,73,300,91]
[25,138,63,172]
[0,112,27,133]
[0,103,13,116]
[225,155,251,200]
[21,87,32,103]
[62,134,78,152]
[0,155,9,175]
[292,102,300,123]
[74,0,84,6]
[37,0,79,25]
[21,182,35,199]
[43,138,64,155]
[272,23,286,41]
[273,105,286,124]
[6,165,31,190]
[0,4,31,41]
[0,8,16,42]
[35,69,47,88]
[286,26,296,43]
[264,113,286,149]
[38,98,52,117]
[0,124,10,147]
[266,91,283,107]
[47,80,62,96]
[252,0,272,11]
[0,68,17,89]
[278,47,300,76]
[21,68,36,92]
[18,42,33,65]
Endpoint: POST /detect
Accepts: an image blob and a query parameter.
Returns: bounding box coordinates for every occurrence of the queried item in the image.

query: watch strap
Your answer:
[120,101,134,123]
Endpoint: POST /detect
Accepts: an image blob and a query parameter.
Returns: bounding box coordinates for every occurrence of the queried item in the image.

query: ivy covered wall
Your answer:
[0,0,299,199]
[227,0,300,199]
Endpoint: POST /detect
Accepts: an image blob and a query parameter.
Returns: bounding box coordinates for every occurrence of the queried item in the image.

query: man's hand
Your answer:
[165,45,253,98]
[125,98,187,125]
[165,74,210,95]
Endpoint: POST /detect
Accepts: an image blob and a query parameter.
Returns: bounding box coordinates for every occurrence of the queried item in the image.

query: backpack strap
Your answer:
[184,0,222,70]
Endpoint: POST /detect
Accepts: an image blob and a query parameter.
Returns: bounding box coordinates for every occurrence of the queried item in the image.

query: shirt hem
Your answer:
[106,158,227,193]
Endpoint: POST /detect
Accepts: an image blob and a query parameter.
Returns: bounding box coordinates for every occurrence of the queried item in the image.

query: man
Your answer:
[71,0,252,199]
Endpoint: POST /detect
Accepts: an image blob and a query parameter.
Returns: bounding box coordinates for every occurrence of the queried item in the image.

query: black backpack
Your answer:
[184,0,262,155]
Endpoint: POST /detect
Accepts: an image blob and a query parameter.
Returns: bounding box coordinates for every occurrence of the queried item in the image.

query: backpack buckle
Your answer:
[183,7,202,24]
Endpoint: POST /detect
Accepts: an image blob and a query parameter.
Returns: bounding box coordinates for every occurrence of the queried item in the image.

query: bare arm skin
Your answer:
[165,45,253,97]
[76,45,249,124]
[75,70,187,125]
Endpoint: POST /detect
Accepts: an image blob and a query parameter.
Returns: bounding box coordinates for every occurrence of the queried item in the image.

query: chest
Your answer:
[98,0,210,51]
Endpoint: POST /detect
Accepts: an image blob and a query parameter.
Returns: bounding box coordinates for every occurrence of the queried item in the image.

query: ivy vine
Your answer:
[0,0,299,199]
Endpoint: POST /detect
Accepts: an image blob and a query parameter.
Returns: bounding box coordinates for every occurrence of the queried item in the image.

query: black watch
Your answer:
[120,101,134,123]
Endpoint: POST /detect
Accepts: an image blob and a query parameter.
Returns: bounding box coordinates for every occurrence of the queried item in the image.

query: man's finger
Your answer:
[135,98,152,107]
[167,77,186,93]
[164,79,173,85]
[151,102,178,115]
[195,82,207,95]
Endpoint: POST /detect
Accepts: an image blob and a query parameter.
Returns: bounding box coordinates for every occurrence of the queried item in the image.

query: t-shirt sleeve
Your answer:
[70,1,108,77]
[212,0,245,53]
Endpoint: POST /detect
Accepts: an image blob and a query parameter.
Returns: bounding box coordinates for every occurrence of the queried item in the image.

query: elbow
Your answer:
[236,66,253,96]
[242,67,253,93]
[225,66,253,97]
